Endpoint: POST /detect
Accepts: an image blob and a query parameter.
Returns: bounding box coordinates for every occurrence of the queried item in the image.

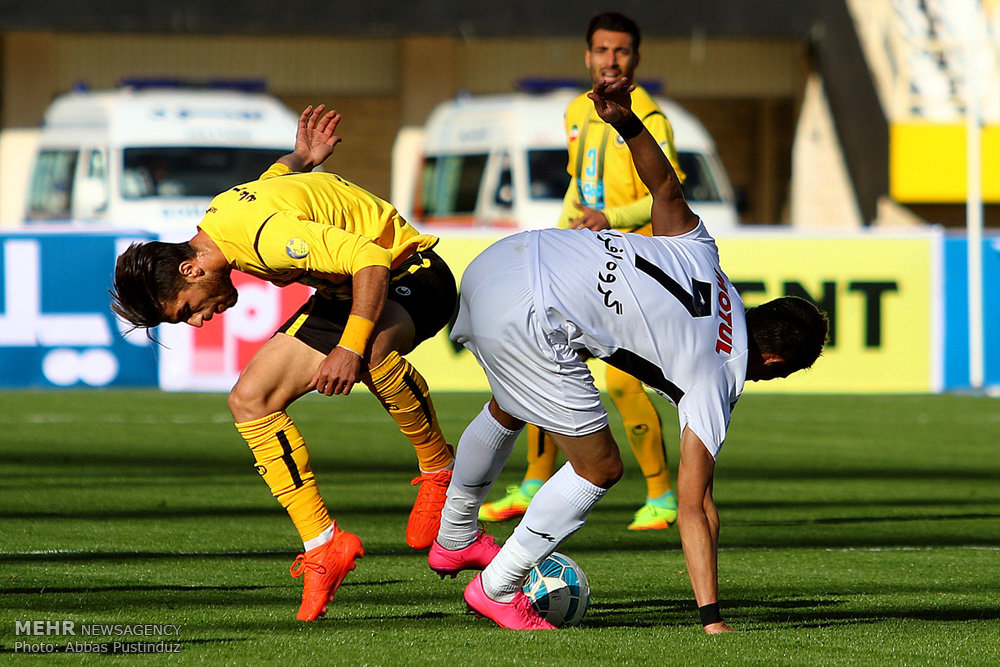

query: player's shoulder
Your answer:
[631,86,664,120]
[648,220,718,247]
[639,224,721,273]
[565,92,594,116]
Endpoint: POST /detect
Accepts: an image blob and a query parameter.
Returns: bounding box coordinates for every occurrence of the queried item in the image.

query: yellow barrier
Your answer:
[718,236,933,393]
[890,122,1000,203]
[407,233,935,394]
[407,235,499,391]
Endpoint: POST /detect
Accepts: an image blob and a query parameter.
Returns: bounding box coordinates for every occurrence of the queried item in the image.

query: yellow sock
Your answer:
[605,364,673,499]
[367,351,454,472]
[523,424,557,482]
[236,412,333,544]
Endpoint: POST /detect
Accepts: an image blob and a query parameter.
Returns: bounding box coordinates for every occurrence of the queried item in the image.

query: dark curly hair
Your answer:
[586,12,641,50]
[110,241,196,331]
[746,296,829,375]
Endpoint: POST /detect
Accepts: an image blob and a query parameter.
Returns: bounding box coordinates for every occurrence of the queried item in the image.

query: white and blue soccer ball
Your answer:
[521,552,590,627]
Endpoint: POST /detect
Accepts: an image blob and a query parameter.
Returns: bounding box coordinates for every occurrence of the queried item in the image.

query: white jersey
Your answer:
[528,224,748,457]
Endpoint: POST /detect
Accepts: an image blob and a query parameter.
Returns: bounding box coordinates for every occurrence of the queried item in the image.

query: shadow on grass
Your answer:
[715,466,1000,482]
[0,578,410,616]
[582,596,1000,629]
[1,542,451,562]
[9,488,998,525]
[0,503,433,522]
[552,529,1000,552]
[3,583,278,595]
[9,454,999,482]
[3,450,425,476]
[750,600,1000,628]
[583,596,842,628]
[742,512,1000,527]
[719,497,1000,511]
[2,549,299,563]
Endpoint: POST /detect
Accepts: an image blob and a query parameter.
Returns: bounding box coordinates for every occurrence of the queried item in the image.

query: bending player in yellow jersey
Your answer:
[480,12,685,531]
[112,105,456,621]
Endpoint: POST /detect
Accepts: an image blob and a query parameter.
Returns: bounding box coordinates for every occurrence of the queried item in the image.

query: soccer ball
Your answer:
[521,552,590,627]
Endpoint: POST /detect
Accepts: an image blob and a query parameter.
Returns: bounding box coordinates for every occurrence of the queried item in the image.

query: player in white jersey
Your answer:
[427,76,828,632]
[456,224,745,454]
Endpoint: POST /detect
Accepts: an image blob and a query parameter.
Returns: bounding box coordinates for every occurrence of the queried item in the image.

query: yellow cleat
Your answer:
[627,491,678,530]
[478,483,538,523]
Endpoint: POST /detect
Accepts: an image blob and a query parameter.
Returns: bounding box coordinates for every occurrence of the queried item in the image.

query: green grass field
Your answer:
[1,390,999,665]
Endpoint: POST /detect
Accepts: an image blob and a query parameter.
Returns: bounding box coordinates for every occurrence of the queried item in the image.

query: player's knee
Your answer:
[369,305,416,363]
[228,381,279,422]
[677,492,709,517]
[227,385,254,421]
[604,457,625,487]
[577,455,623,489]
[364,332,413,372]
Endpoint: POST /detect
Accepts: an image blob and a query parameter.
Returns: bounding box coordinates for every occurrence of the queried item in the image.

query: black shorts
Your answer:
[276,249,457,356]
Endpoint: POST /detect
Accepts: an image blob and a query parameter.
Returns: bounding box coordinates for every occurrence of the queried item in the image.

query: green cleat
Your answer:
[478,480,542,523]
[627,490,678,530]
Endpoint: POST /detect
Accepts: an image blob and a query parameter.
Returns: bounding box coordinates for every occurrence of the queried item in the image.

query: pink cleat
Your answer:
[463,573,556,630]
[428,532,501,579]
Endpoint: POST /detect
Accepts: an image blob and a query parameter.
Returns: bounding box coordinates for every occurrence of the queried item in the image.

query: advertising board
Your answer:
[0,232,157,388]
[155,232,942,394]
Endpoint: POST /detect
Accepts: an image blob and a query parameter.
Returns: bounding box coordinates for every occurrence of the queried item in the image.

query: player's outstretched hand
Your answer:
[704,621,735,635]
[587,76,635,125]
[570,201,611,231]
[294,104,342,169]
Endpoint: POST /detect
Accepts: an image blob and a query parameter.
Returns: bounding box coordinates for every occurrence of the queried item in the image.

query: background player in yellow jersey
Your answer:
[480,12,686,531]
[112,106,456,621]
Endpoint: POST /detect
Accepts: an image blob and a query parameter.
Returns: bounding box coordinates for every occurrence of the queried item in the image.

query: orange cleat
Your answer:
[289,526,364,621]
[407,468,453,550]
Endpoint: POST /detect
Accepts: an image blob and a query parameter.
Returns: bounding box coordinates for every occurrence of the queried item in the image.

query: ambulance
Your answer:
[392,88,740,231]
[23,84,299,231]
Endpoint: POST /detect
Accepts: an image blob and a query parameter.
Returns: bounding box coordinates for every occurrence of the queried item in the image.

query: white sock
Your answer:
[480,463,607,600]
[481,535,538,602]
[435,403,521,550]
[303,524,335,552]
[420,460,455,475]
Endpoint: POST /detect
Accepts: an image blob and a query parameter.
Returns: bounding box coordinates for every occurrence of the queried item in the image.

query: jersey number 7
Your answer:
[634,255,712,318]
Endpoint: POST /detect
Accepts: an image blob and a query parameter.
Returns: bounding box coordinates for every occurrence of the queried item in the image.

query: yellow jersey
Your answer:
[558,85,684,231]
[198,163,437,297]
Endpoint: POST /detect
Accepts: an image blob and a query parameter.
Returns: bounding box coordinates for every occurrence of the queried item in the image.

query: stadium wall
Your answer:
[3,228,996,394]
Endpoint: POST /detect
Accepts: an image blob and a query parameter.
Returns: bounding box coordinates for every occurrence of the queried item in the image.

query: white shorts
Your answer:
[450,234,608,437]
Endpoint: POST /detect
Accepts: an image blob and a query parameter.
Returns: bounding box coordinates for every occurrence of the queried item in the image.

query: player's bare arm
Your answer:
[588,77,698,237]
[278,104,343,173]
[676,426,735,634]
[308,264,389,396]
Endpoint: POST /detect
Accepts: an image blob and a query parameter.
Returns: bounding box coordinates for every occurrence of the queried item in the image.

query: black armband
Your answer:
[611,113,644,141]
[698,602,723,626]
